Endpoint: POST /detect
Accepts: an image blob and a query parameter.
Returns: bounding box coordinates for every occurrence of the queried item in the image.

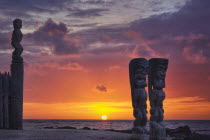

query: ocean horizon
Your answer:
[23,119,210,135]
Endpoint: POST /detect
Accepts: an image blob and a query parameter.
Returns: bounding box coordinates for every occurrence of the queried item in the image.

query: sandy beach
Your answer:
[0,129,172,140]
[1,128,210,140]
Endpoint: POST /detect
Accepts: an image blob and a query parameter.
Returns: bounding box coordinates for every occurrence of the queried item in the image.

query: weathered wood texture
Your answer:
[10,62,24,130]
[129,58,149,134]
[148,58,168,140]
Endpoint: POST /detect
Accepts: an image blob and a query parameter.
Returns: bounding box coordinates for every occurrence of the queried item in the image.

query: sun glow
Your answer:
[101,115,107,120]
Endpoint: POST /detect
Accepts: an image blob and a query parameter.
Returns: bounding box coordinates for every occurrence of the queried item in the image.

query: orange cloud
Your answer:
[23,96,210,120]
[24,102,133,120]
[183,47,208,64]
[164,96,210,120]
[123,30,141,39]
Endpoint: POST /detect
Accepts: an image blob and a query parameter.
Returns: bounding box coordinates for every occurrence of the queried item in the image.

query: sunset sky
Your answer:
[0,0,209,120]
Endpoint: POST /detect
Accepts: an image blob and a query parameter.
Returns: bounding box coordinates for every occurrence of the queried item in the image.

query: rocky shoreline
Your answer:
[43,125,210,140]
[0,126,209,140]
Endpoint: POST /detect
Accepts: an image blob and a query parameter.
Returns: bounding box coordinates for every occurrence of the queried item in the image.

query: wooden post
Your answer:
[148,58,168,140]
[129,58,149,134]
[10,19,24,130]
[10,63,23,130]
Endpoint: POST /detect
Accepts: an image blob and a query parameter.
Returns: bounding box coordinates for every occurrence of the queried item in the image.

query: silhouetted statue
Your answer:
[148,58,168,140]
[10,19,24,130]
[0,19,24,130]
[129,58,149,134]
[11,19,23,61]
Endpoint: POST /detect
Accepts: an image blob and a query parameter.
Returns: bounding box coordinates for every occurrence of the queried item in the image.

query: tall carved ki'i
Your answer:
[129,58,149,134]
[148,58,168,140]
[10,19,24,130]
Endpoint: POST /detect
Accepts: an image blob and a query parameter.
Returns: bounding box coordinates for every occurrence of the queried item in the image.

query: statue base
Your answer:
[132,126,148,134]
[10,59,24,130]
[149,121,166,140]
[130,133,148,140]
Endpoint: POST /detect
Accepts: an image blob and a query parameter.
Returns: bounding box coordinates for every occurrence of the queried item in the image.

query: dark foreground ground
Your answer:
[0,125,209,140]
[0,129,151,140]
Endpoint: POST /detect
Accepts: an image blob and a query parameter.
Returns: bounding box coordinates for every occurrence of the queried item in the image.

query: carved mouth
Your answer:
[137,80,145,83]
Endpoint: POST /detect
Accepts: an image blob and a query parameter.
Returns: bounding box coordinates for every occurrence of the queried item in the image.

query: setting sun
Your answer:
[101,115,108,120]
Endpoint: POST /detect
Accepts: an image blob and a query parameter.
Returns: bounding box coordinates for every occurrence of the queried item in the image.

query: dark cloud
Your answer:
[0,0,66,14]
[79,0,114,5]
[131,0,210,38]
[26,18,80,55]
[65,0,210,63]
[71,23,98,27]
[0,0,70,31]
[96,85,107,92]
[36,19,69,34]
[1,0,209,62]
[67,8,109,18]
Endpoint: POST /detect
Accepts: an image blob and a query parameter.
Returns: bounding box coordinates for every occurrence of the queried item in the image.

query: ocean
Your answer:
[23,120,210,135]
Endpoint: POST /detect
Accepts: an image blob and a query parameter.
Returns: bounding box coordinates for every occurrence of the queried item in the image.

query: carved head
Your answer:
[149,58,168,88]
[154,65,167,80]
[129,58,149,88]
[13,19,22,29]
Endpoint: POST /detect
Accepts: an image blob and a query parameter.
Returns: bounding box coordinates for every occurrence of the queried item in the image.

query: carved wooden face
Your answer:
[156,70,166,80]
[133,62,148,87]
[134,70,147,87]
[135,62,148,75]
[153,64,167,80]
[129,58,148,89]
[151,64,167,89]
[134,74,146,86]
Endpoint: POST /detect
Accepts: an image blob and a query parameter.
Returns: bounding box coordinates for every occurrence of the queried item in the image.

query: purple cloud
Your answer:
[96,85,107,92]
[67,8,109,18]
[26,19,80,55]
